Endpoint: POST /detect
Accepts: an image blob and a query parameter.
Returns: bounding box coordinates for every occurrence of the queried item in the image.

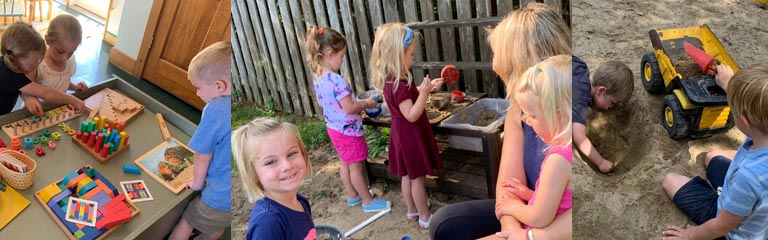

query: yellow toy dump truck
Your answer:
[640,25,740,138]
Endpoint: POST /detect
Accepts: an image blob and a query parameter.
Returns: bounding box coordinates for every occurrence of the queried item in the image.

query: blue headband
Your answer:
[403,27,413,48]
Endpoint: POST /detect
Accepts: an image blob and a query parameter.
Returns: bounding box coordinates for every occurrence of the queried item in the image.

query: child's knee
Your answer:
[662,172,680,188]
[704,150,723,167]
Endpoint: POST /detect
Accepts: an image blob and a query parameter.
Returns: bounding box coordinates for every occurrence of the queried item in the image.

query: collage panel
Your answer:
[573,1,767,239]
[232,0,573,239]
[0,0,232,239]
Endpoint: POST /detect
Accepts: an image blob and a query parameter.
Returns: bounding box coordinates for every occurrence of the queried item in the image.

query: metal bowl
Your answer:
[356,90,382,102]
[315,224,344,240]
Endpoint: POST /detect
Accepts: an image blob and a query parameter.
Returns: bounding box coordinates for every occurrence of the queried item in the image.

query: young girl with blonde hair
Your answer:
[430,3,572,239]
[495,55,572,231]
[0,21,84,115]
[232,118,315,239]
[22,14,88,116]
[370,22,444,229]
[305,26,391,212]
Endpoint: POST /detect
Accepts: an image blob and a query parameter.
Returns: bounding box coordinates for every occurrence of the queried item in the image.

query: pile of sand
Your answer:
[573,0,764,238]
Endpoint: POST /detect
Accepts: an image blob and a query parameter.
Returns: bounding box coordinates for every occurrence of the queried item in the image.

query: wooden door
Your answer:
[142,0,231,110]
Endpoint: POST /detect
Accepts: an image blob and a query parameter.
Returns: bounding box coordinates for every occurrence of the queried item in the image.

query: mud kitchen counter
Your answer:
[363,93,506,199]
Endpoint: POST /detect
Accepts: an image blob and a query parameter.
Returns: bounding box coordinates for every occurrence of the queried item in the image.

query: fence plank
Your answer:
[498,0,513,15]
[420,0,440,82]
[236,0,267,104]
[403,0,424,82]
[476,0,498,97]
[437,0,457,91]
[407,17,502,29]
[278,0,313,116]
[313,0,329,27]
[324,0,354,92]
[230,3,253,103]
[456,0,477,93]
[251,0,286,111]
[520,0,537,8]
[339,0,367,93]
[352,0,372,79]
[544,0,561,13]
[369,0,384,28]
[383,0,399,23]
[289,0,319,116]
[266,0,301,114]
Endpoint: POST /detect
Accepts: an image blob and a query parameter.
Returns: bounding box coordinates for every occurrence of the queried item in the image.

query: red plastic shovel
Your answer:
[683,41,717,74]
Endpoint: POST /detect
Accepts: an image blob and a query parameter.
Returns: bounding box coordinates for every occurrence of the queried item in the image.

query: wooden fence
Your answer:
[232,0,570,116]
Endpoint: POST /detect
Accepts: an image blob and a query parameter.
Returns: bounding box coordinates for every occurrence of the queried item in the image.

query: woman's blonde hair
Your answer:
[370,23,419,92]
[1,21,46,61]
[490,2,571,96]
[305,26,347,76]
[47,14,82,45]
[514,55,572,148]
[231,118,313,203]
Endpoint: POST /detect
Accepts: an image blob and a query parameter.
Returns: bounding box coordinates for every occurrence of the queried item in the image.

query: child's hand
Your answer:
[501,177,533,200]
[417,76,434,95]
[186,178,204,191]
[495,197,517,220]
[74,82,88,92]
[24,97,43,116]
[715,64,734,91]
[365,97,377,109]
[598,158,614,173]
[425,75,444,92]
[662,225,693,240]
[70,99,86,114]
[494,229,527,240]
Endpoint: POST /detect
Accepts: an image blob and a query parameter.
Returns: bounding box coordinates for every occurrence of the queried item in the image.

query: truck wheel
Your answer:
[662,95,689,139]
[641,52,665,94]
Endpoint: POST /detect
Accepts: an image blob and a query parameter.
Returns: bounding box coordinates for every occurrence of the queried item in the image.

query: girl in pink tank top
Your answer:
[495,55,573,229]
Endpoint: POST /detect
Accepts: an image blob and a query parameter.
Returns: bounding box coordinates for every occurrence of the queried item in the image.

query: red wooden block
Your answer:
[36,146,45,156]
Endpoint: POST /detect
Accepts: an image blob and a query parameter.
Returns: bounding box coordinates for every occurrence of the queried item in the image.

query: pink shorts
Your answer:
[327,128,368,164]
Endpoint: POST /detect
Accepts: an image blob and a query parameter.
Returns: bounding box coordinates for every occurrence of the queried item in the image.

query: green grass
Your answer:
[231,101,331,176]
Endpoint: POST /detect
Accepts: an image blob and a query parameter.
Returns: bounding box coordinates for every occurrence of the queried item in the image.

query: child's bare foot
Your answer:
[598,160,614,173]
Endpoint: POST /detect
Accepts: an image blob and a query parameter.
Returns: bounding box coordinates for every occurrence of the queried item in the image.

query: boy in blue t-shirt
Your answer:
[169,41,232,240]
[662,64,768,239]
[572,56,633,173]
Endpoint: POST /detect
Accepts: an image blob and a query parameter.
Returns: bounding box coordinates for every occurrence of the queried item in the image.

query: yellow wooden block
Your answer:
[38,183,62,204]
[75,178,93,193]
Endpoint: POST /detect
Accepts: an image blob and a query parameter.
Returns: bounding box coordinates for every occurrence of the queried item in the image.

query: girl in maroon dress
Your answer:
[370,22,444,229]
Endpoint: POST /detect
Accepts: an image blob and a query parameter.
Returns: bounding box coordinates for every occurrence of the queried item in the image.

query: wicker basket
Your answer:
[0,150,36,189]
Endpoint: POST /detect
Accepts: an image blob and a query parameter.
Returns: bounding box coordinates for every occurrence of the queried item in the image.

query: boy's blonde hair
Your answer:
[727,63,768,134]
[370,23,420,92]
[592,61,634,103]
[305,26,347,75]
[188,41,232,84]
[514,55,572,148]
[1,21,46,61]
[47,14,82,45]
[490,3,571,91]
[231,118,313,203]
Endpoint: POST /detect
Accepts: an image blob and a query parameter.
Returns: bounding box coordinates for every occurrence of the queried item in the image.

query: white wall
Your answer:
[114,0,152,59]
[106,0,125,37]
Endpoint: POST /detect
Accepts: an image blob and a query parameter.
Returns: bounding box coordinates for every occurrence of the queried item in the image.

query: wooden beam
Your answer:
[411,61,493,70]
[407,16,502,29]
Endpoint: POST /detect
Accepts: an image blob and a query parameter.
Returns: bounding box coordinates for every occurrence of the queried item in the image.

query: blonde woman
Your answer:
[430,3,572,239]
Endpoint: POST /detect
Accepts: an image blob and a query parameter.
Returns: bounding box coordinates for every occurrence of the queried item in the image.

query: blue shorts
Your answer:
[672,156,731,225]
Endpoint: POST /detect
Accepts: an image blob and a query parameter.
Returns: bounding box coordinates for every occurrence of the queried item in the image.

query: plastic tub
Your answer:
[440,98,509,151]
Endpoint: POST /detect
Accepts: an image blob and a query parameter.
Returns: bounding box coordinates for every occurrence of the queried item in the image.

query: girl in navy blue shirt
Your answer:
[232,118,315,240]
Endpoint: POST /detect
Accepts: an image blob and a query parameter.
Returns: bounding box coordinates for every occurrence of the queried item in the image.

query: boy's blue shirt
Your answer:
[572,55,593,125]
[189,95,231,212]
[718,137,768,239]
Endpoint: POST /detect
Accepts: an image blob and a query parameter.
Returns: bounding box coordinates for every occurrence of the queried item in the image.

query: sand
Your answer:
[573,0,766,239]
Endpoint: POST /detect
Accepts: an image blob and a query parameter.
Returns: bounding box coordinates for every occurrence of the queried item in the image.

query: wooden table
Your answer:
[0,77,199,239]
[363,93,504,199]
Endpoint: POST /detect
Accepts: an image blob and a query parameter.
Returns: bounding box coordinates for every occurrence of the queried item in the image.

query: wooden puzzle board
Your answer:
[71,135,131,164]
[0,181,30,230]
[84,88,144,124]
[1,105,81,139]
[33,165,140,240]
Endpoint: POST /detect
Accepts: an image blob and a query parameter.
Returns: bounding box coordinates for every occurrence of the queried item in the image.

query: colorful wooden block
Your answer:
[65,173,88,189]
[73,229,85,239]
[122,164,141,175]
[38,183,63,204]
[77,181,97,196]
